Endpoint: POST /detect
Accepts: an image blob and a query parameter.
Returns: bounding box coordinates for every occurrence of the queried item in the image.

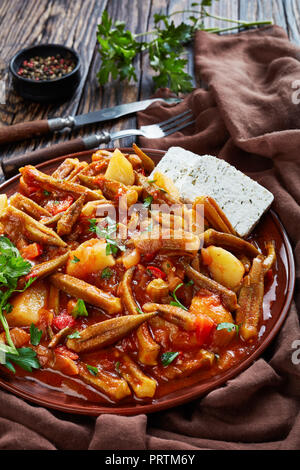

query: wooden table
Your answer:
[0,0,299,183]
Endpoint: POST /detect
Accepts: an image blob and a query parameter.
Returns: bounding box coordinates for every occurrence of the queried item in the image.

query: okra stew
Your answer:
[0,145,276,405]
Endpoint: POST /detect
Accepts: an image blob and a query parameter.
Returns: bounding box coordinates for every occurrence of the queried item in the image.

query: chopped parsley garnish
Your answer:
[30,323,43,346]
[89,216,126,256]
[115,361,120,373]
[43,190,50,196]
[170,283,188,311]
[161,351,179,367]
[71,299,88,319]
[143,196,153,208]
[106,243,118,256]
[86,364,98,376]
[101,267,113,279]
[67,331,81,339]
[71,255,80,264]
[136,306,144,315]
[147,179,157,184]
[216,322,239,334]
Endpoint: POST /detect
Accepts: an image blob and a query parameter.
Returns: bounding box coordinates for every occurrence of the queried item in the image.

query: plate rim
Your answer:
[0,148,296,416]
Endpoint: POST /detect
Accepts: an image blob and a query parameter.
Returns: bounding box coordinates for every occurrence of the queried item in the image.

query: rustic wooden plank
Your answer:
[0,0,107,178]
[139,0,169,98]
[283,0,300,44]
[239,0,288,32]
[75,0,152,150]
[204,0,239,31]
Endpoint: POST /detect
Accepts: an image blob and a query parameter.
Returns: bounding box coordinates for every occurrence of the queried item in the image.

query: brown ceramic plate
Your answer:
[0,148,295,416]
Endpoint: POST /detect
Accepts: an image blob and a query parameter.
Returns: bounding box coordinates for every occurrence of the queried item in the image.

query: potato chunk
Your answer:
[8,281,48,327]
[201,245,245,289]
[146,279,169,303]
[0,194,7,233]
[104,148,135,186]
[152,171,181,201]
[66,239,115,279]
[0,194,8,213]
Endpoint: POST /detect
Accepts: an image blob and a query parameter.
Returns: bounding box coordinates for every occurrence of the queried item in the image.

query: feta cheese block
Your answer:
[151,147,274,237]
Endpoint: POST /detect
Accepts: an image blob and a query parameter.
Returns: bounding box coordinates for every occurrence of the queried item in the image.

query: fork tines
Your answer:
[157,110,195,136]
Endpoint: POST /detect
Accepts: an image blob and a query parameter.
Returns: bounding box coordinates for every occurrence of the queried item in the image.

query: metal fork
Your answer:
[84,109,195,147]
[1,110,195,179]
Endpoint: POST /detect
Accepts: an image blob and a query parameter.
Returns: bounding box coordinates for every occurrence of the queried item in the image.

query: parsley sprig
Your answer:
[170,283,188,311]
[96,2,272,94]
[0,236,36,352]
[2,347,40,374]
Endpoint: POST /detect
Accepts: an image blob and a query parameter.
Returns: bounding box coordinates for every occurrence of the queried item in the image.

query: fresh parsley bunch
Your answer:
[96,1,272,94]
[0,239,35,355]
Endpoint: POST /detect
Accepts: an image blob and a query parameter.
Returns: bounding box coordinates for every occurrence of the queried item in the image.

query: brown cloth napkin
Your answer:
[1,25,300,451]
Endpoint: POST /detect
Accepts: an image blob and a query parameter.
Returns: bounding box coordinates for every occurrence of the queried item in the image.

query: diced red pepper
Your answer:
[146,265,166,280]
[21,242,43,260]
[47,195,74,215]
[55,346,79,361]
[194,315,215,346]
[52,313,76,330]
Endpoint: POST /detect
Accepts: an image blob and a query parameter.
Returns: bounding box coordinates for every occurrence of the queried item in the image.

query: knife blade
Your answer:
[0,98,164,146]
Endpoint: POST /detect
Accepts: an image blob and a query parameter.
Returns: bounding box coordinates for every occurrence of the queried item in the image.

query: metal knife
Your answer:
[0,98,164,146]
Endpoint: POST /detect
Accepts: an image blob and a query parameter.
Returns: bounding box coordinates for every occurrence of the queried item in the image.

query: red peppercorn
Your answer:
[17,55,76,81]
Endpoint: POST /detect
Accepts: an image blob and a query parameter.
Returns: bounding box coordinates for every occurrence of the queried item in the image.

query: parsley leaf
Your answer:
[86,364,98,376]
[71,299,88,319]
[71,255,80,264]
[3,347,40,374]
[170,283,188,311]
[30,323,43,346]
[143,196,153,209]
[216,322,239,334]
[67,331,81,339]
[101,267,113,279]
[161,351,179,367]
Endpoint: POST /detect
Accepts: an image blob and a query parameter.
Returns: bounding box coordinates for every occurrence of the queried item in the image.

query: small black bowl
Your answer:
[9,44,81,103]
